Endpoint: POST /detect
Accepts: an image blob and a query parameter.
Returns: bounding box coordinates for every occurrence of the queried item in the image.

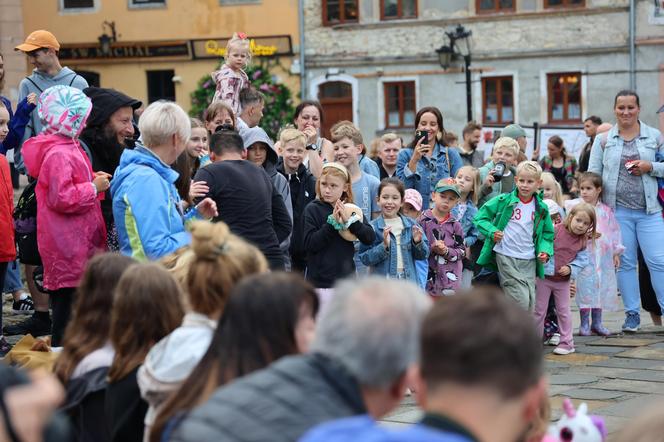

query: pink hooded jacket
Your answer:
[22,85,106,291]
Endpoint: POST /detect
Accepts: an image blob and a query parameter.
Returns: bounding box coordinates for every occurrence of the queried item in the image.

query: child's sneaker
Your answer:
[12,293,34,315]
[553,346,575,355]
[547,333,561,346]
[0,337,12,357]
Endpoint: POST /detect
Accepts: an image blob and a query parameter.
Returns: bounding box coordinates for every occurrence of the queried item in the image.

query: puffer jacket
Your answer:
[168,353,366,442]
[0,154,15,262]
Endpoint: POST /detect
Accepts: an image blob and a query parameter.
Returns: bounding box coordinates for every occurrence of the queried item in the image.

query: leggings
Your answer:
[50,287,76,347]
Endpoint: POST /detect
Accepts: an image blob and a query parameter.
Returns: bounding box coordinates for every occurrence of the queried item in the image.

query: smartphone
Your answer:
[415,130,428,146]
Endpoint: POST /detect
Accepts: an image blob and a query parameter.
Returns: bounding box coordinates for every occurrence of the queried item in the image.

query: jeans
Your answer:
[3,259,23,293]
[615,206,664,315]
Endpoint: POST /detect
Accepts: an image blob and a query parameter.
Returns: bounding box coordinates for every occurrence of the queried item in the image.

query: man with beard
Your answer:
[375,133,401,180]
[458,121,484,167]
[80,87,141,250]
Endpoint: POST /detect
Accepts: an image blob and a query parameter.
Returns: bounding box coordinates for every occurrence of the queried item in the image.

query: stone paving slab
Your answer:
[591,379,664,394]
[559,388,626,400]
[549,397,612,421]
[574,345,629,355]
[588,357,664,370]
[548,385,576,396]
[548,374,598,385]
[544,353,609,366]
[615,347,664,361]
[565,366,637,378]
[544,360,571,370]
[593,394,664,418]
[585,337,664,347]
[382,408,422,424]
[602,415,632,436]
[614,370,664,383]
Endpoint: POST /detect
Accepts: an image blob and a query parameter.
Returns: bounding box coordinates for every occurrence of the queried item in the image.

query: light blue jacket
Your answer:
[111,144,203,261]
[396,143,463,210]
[359,154,380,180]
[588,121,664,214]
[452,201,479,247]
[359,215,429,283]
[543,249,589,279]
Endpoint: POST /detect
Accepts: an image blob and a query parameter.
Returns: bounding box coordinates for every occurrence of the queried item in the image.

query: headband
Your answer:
[322,162,349,180]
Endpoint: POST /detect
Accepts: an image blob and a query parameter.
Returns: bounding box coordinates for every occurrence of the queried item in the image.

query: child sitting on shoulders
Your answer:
[212,32,250,116]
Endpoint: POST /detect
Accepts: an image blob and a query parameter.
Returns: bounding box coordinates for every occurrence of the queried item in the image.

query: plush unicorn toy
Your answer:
[546,399,606,442]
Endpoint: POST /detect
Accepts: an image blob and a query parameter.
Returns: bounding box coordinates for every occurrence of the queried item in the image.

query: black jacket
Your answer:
[277,161,316,262]
[104,367,148,442]
[168,353,366,442]
[61,367,110,442]
[303,199,374,288]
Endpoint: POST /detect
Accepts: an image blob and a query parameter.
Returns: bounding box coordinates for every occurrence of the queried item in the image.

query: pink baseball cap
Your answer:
[404,189,423,212]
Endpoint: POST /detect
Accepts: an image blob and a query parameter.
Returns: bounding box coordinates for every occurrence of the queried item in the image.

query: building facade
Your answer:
[303,0,664,145]
[12,0,300,113]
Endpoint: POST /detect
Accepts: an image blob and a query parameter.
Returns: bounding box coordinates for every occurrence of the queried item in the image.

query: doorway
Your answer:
[318,81,353,139]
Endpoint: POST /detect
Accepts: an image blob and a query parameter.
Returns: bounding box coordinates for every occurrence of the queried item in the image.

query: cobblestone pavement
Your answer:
[383,306,664,439]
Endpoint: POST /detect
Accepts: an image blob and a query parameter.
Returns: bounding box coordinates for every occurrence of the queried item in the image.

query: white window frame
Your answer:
[377,75,419,131]
[474,70,519,126]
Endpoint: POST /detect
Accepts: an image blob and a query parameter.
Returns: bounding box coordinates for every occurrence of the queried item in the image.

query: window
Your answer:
[547,72,582,123]
[62,0,94,9]
[544,0,584,8]
[219,0,260,4]
[77,71,100,88]
[323,0,359,26]
[381,0,417,20]
[476,0,515,14]
[147,70,175,103]
[482,76,514,125]
[384,81,416,129]
[129,0,166,8]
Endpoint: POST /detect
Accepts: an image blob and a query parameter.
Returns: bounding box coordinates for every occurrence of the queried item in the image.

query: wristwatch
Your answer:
[306,144,318,151]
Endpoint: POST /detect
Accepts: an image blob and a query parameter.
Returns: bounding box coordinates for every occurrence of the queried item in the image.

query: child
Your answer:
[418,178,465,297]
[453,166,480,289]
[359,178,429,283]
[477,137,520,207]
[212,32,250,116]
[330,121,380,276]
[0,104,16,355]
[303,163,374,309]
[204,101,236,133]
[187,118,210,177]
[402,189,428,289]
[541,172,565,209]
[474,161,554,311]
[566,172,624,336]
[535,203,595,355]
[276,128,317,272]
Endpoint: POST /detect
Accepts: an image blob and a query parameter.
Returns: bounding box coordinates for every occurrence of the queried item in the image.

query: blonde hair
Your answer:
[316,163,354,204]
[279,128,306,149]
[540,172,564,207]
[515,161,542,179]
[187,221,268,317]
[190,117,205,130]
[225,32,251,67]
[330,120,363,146]
[139,101,191,147]
[492,137,520,158]
[455,166,480,205]
[564,202,597,241]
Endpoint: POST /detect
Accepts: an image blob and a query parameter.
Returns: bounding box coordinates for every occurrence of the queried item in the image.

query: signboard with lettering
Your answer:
[59,41,191,62]
[191,35,292,59]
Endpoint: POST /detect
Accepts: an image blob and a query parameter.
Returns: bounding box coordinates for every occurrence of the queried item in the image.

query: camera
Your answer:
[492,161,506,182]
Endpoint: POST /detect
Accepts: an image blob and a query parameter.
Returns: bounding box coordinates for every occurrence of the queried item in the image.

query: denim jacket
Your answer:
[588,121,664,214]
[396,143,463,211]
[359,215,429,283]
[451,200,479,247]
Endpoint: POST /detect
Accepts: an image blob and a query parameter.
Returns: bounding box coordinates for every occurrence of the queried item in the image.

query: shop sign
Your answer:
[191,35,292,59]
[59,41,191,61]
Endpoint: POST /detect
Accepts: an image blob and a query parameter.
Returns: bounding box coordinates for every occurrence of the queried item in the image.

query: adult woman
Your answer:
[396,106,463,210]
[149,272,318,442]
[22,85,109,347]
[539,135,577,194]
[111,101,217,261]
[276,101,328,178]
[588,90,664,332]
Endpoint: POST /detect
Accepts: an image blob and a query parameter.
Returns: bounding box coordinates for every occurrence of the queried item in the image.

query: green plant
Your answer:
[190,60,295,140]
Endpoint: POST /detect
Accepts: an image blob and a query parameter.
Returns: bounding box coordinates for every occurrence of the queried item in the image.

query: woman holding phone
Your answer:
[588,90,664,333]
[396,106,463,210]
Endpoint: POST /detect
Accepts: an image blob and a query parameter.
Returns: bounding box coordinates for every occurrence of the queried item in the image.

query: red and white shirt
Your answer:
[494,198,536,259]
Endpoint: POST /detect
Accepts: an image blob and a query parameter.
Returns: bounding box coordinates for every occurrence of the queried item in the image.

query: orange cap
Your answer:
[15,30,60,52]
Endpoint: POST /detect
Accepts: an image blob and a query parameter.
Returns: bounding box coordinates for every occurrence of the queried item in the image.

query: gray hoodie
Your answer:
[16,67,88,173]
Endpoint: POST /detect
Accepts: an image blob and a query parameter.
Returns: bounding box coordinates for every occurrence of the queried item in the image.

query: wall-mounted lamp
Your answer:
[98,21,117,56]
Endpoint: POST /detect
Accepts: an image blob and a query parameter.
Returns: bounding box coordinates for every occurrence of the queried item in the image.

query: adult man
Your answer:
[458,121,484,167]
[236,87,264,131]
[303,287,546,442]
[375,133,401,180]
[194,130,291,270]
[501,123,528,163]
[168,277,431,442]
[14,30,88,174]
[578,116,602,173]
[80,87,142,250]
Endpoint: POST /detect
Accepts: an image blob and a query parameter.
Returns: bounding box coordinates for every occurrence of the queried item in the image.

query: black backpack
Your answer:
[13,180,41,265]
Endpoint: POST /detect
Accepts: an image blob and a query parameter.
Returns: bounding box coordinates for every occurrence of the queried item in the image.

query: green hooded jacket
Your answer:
[473,189,555,278]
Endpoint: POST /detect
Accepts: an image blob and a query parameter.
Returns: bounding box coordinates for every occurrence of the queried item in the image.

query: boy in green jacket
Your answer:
[473,161,554,311]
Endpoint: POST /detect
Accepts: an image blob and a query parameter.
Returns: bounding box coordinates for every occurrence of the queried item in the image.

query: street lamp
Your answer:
[98,21,117,56]
[436,25,473,122]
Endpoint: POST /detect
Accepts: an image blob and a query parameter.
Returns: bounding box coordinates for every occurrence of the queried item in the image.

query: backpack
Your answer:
[13,180,41,265]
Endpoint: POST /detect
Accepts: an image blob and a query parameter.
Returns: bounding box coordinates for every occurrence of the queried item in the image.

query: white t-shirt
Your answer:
[384,217,405,272]
[494,198,536,260]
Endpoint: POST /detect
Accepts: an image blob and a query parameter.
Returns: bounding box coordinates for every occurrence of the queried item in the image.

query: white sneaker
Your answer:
[553,346,575,355]
[547,333,561,346]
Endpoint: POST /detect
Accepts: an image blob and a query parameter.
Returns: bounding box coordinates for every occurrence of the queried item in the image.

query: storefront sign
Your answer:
[191,35,292,59]
[59,41,191,62]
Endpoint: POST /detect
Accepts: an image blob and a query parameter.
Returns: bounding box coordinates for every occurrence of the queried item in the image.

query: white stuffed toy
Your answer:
[546,398,606,442]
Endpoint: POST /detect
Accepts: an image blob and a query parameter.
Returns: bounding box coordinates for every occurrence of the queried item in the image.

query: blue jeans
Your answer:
[3,259,23,293]
[615,206,664,315]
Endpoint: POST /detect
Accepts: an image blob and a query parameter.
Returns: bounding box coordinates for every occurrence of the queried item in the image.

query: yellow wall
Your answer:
[20,0,300,112]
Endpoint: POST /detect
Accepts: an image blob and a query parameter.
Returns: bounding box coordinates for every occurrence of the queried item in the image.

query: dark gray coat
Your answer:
[167,353,366,442]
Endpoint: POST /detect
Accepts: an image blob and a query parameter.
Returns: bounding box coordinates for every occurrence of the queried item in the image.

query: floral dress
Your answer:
[565,199,624,310]
[211,64,249,116]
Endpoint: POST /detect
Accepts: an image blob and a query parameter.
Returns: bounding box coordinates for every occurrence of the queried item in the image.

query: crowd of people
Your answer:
[0,29,663,442]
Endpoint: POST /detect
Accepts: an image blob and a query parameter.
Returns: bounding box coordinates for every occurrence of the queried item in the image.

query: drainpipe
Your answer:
[299,0,306,100]
[629,0,636,89]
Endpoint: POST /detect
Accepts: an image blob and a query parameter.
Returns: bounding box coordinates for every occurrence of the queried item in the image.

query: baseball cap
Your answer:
[404,189,423,212]
[15,30,60,52]
[543,199,561,217]
[501,124,527,140]
[434,178,461,197]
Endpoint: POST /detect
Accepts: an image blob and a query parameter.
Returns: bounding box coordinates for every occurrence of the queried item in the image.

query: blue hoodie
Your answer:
[111,144,201,261]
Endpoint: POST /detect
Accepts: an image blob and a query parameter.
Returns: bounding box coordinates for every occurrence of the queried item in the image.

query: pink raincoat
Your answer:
[22,85,106,291]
